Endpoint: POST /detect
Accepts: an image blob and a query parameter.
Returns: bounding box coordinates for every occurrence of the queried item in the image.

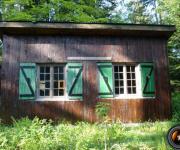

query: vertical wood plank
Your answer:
[1,35,171,123]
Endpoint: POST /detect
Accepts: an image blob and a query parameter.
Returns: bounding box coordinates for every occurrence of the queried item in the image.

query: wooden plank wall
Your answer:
[0,35,171,123]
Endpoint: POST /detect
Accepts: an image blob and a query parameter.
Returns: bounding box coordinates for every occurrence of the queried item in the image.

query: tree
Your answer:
[2,0,34,21]
[156,0,180,91]
[140,0,161,24]
[126,0,152,24]
[111,0,154,24]
[2,0,117,23]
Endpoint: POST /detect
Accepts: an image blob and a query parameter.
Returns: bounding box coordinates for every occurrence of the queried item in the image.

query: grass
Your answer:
[0,92,179,150]
[0,119,176,150]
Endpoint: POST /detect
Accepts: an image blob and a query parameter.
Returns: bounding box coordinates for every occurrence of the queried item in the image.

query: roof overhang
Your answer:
[0,21,176,38]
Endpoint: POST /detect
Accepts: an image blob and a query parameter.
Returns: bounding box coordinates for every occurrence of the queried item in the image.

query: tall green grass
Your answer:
[0,93,179,150]
[0,118,175,150]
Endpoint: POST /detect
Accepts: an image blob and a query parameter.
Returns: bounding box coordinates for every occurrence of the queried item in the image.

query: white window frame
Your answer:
[113,64,143,99]
[36,64,68,101]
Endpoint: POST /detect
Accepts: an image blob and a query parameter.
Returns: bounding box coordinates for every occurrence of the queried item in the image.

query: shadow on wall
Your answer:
[0,35,171,123]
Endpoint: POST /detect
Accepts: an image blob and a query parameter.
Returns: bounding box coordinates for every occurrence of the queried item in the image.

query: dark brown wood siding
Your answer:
[0,35,171,123]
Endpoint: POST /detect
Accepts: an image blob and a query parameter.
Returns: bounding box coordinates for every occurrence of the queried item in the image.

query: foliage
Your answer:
[95,102,111,150]
[169,51,180,91]
[0,118,174,150]
[157,0,180,49]
[171,92,180,122]
[111,0,157,24]
[1,0,116,23]
[95,102,110,120]
[157,0,180,91]
[126,0,153,24]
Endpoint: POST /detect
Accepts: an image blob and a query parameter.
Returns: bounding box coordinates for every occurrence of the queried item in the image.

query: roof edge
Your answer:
[0,21,176,27]
[0,21,176,38]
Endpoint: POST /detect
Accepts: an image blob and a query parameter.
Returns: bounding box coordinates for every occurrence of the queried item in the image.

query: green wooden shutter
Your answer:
[140,63,155,97]
[97,62,113,98]
[19,63,36,100]
[67,63,83,99]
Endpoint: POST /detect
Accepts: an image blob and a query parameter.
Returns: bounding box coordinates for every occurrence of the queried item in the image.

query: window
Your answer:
[38,65,65,98]
[39,66,50,96]
[126,66,136,94]
[114,66,124,94]
[53,66,65,96]
[114,64,141,98]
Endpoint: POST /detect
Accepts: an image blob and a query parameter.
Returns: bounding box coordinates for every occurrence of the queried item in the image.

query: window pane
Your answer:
[60,81,64,88]
[40,74,44,80]
[115,88,119,94]
[115,80,119,87]
[133,87,136,93]
[40,90,44,96]
[54,74,58,80]
[120,88,124,94]
[114,66,118,72]
[127,73,131,79]
[127,66,130,72]
[119,74,123,79]
[59,74,63,80]
[120,80,124,86]
[45,74,50,80]
[39,82,45,89]
[54,81,58,88]
[131,66,135,72]
[54,67,58,73]
[128,88,131,94]
[54,89,58,96]
[132,73,135,79]
[115,73,118,79]
[45,89,50,96]
[119,66,123,72]
[127,80,131,86]
[59,67,64,73]
[46,67,50,73]
[132,80,136,86]
[45,82,50,88]
[59,89,64,96]
[40,67,44,73]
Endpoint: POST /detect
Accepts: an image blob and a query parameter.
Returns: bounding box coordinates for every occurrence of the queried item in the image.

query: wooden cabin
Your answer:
[0,22,175,123]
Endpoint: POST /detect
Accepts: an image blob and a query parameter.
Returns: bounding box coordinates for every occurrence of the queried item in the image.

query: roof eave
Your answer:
[0,22,176,38]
